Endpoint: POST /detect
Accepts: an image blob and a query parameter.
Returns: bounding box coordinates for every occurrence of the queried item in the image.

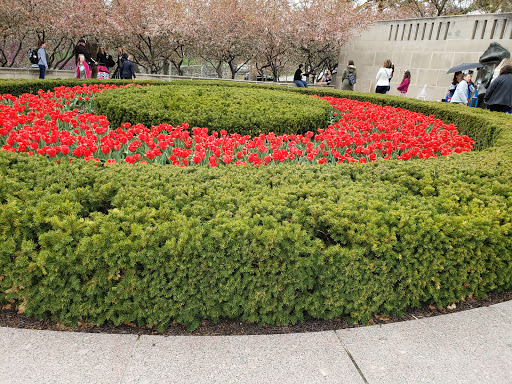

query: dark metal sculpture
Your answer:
[476,42,511,107]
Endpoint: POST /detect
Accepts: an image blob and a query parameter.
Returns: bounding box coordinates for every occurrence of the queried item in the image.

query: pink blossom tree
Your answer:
[192,0,259,79]
[108,0,196,75]
[0,1,30,67]
[251,0,297,81]
[0,0,109,69]
[291,0,375,81]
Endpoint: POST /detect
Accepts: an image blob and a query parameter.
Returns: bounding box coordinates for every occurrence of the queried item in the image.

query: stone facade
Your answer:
[337,13,512,101]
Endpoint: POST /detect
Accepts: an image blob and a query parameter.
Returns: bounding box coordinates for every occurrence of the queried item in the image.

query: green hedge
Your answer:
[0,79,511,331]
[94,84,332,136]
[0,78,166,96]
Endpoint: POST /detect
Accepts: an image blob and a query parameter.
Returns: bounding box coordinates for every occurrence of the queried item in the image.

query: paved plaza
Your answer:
[1,300,511,383]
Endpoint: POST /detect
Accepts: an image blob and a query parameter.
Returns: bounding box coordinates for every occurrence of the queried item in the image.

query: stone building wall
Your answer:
[337,13,512,101]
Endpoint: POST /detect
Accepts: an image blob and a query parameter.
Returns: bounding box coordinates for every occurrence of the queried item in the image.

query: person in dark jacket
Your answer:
[294,64,308,88]
[75,39,97,66]
[484,65,512,113]
[96,46,114,69]
[120,54,136,79]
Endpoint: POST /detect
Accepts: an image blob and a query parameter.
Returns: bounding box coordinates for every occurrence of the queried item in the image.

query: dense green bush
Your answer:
[0,79,511,331]
[0,78,164,96]
[94,84,332,136]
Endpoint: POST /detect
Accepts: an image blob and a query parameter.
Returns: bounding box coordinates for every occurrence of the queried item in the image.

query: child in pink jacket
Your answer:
[76,54,91,79]
[397,70,411,96]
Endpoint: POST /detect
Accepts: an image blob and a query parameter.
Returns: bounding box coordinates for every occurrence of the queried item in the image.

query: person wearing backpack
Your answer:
[341,60,357,91]
[37,41,48,79]
[29,49,39,67]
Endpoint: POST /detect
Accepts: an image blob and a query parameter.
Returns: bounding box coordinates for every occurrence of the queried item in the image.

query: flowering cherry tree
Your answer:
[0,0,108,69]
[192,0,259,79]
[0,1,30,67]
[108,0,196,75]
[4,0,376,76]
[251,0,297,81]
[292,0,375,80]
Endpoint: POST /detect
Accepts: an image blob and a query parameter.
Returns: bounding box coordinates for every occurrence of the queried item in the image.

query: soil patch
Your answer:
[1,291,511,336]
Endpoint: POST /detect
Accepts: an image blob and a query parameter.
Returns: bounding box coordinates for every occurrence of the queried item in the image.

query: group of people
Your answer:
[375,59,411,96]
[295,56,510,114]
[446,71,475,105]
[74,39,136,80]
[34,39,136,80]
[293,62,356,90]
[294,59,410,96]
[445,58,512,113]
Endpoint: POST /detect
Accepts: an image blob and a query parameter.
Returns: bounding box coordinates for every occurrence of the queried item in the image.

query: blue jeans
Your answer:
[294,80,308,88]
[38,65,46,79]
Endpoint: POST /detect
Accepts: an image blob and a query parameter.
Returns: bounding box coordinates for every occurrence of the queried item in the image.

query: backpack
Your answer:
[348,72,356,85]
[29,49,39,65]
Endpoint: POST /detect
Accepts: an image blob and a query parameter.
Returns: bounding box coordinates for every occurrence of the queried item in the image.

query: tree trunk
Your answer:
[171,58,184,76]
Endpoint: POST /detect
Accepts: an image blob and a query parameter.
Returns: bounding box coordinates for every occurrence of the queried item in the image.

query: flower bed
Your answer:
[0,84,473,166]
[0,80,511,332]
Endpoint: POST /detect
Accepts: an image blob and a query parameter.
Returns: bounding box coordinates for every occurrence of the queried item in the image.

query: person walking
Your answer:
[340,61,357,91]
[484,65,512,113]
[76,54,91,79]
[375,59,393,94]
[450,72,472,105]
[37,41,48,79]
[397,70,411,96]
[120,54,136,79]
[293,64,308,88]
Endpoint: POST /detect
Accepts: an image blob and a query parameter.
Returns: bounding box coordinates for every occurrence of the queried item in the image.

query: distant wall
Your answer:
[337,13,512,101]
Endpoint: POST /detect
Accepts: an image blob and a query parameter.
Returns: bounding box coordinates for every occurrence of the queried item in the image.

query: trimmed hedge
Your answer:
[0,78,164,96]
[0,79,511,331]
[94,84,332,136]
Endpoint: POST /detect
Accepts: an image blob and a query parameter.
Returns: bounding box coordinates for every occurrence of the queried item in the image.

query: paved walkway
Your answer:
[1,301,511,384]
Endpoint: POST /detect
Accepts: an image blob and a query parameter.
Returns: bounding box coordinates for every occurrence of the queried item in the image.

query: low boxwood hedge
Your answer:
[0,79,511,331]
[93,84,332,136]
[0,78,164,96]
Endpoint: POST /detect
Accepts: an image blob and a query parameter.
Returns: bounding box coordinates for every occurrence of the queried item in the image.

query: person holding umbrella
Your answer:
[445,71,462,102]
[450,72,473,105]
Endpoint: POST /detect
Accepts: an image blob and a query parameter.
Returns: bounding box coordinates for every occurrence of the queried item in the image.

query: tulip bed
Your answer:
[0,83,474,165]
[0,79,511,332]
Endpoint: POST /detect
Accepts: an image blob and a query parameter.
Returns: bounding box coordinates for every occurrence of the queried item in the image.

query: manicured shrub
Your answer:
[94,84,332,136]
[0,80,511,331]
[0,78,167,96]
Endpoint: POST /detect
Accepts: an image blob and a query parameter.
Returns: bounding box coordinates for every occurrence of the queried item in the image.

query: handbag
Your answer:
[107,55,116,68]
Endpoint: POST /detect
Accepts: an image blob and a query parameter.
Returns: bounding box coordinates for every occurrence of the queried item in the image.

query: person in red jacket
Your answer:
[76,54,91,79]
[397,70,411,96]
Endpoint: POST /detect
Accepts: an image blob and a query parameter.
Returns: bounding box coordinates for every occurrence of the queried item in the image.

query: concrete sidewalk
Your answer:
[1,301,511,384]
